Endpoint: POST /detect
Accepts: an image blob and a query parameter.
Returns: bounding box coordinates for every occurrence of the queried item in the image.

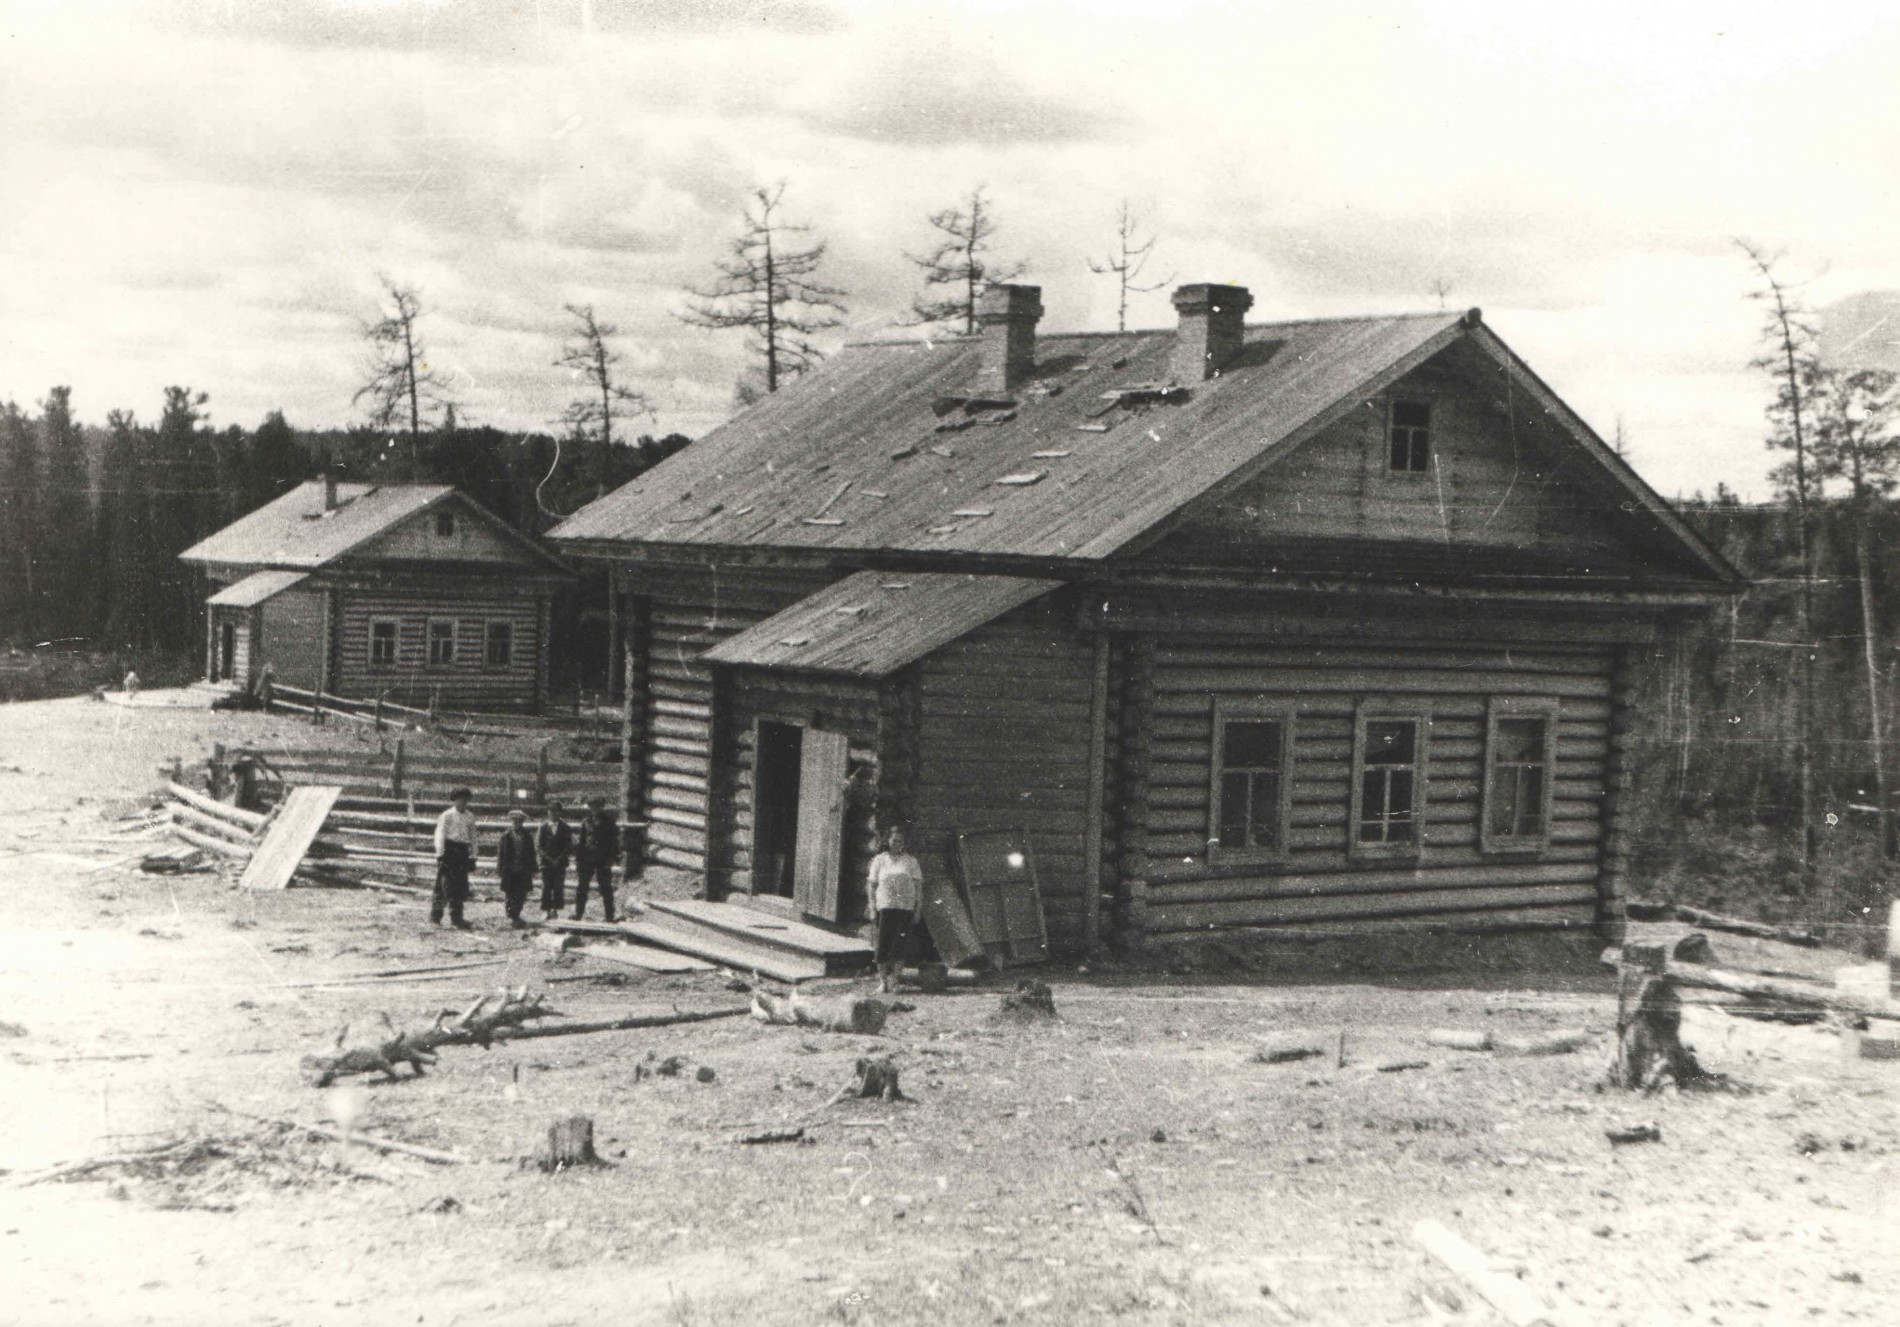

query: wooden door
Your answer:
[954,831,1050,964]
[791,728,849,921]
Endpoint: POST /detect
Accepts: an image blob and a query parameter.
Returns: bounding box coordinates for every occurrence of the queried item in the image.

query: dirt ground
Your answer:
[2,695,1898,1327]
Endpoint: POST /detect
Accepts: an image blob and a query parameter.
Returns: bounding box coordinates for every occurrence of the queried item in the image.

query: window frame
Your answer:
[1480,696,1561,855]
[426,618,457,668]
[1206,700,1295,864]
[1349,700,1430,860]
[1386,398,1433,474]
[434,508,456,537]
[484,620,514,670]
[368,617,399,671]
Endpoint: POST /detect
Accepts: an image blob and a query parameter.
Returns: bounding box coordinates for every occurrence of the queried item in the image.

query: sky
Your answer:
[4,0,1900,501]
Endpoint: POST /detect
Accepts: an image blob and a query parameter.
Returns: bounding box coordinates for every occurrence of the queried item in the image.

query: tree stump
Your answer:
[537,1114,607,1171]
[1606,941,1715,1090]
[849,1056,904,1101]
[997,980,1057,1020]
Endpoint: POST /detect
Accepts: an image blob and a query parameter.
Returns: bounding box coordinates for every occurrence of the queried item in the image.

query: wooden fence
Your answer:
[228,740,621,814]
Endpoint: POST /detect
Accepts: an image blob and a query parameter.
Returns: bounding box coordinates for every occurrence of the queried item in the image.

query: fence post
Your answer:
[312,688,324,726]
[373,696,384,732]
[392,737,406,798]
[536,742,550,807]
[209,743,227,800]
[427,687,440,731]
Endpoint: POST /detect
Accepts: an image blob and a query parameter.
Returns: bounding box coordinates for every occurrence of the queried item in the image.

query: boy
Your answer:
[865,824,924,994]
[574,796,620,923]
[536,797,573,922]
[431,787,477,930]
[496,808,536,928]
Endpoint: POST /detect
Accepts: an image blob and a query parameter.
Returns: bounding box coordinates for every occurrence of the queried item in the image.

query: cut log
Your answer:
[537,1114,607,1171]
[751,989,889,1035]
[170,820,252,858]
[165,780,268,831]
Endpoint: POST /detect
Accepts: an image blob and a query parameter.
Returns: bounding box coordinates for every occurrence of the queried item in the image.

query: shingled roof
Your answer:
[180,482,451,569]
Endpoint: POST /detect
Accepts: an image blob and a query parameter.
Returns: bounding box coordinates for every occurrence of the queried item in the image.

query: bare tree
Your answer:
[679,184,846,397]
[1087,202,1171,333]
[1738,238,1824,892]
[1812,366,1900,857]
[906,186,1026,335]
[542,304,655,517]
[354,275,452,474]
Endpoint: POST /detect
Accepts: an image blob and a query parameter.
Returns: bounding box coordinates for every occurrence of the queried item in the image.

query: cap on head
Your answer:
[450,787,473,802]
[509,809,526,822]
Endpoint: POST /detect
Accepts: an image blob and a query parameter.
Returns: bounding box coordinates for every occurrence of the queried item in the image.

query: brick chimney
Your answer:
[974,283,1043,396]
[1170,283,1254,382]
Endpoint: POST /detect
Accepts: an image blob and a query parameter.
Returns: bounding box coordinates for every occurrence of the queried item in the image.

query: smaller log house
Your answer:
[552,282,1743,953]
[180,480,573,712]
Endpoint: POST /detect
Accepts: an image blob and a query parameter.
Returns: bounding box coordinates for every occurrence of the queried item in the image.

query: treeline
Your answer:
[0,386,687,654]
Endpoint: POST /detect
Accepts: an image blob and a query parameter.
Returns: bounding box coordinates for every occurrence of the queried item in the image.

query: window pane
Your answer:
[1219,772,1250,847]
[1393,401,1430,429]
[1250,773,1280,848]
[1488,771,1520,836]
[1360,769,1387,840]
[1390,432,1412,470]
[1365,720,1415,766]
[1224,720,1281,769]
[1409,433,1431,471]
[1494,717,1545,764]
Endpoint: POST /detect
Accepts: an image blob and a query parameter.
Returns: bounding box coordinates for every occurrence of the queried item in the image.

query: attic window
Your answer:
[435,509,456,536]
[1389,401,1432,473]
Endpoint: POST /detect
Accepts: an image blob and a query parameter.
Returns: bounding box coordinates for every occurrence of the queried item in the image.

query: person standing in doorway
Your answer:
[536,797,573,922]
[866,824,924,994]
[496,808,536,928]
[432,787,477,930]
[574,796,620,924]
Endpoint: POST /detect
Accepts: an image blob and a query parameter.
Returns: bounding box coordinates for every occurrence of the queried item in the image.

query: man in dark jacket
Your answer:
[536,797,573,922]
[574,796,621,923]
[496,808,537,928]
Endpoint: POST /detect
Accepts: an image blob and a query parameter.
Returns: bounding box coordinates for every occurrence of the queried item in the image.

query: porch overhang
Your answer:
[205,569,309,608]
[702,570,1062,677]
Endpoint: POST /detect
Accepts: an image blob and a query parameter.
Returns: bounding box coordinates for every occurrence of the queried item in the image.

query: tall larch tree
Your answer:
[907,186,1026,335]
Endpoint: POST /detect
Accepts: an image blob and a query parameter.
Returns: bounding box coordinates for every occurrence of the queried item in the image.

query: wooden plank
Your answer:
[581,944,717,974]
[238,786,344,892]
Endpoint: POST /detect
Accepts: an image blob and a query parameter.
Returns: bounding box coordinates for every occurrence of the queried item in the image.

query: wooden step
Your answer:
[625,920,827,984]
[646,900,873,975]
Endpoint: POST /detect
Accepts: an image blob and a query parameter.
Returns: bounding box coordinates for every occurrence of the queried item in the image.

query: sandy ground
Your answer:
[1,694,1898,1327]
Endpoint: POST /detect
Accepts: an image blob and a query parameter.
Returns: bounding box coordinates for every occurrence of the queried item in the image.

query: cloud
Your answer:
[792,43,1113,146]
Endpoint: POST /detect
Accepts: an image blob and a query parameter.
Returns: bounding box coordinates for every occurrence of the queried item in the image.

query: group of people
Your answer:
[428,785,934,996]
[430,789,622,930]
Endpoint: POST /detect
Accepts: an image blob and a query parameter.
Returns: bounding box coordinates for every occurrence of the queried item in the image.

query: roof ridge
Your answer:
[841,310,1460,351]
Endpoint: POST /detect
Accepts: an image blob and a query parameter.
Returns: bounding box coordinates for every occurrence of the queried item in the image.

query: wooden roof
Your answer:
[701,571,1061,677]
[205,569,310,607]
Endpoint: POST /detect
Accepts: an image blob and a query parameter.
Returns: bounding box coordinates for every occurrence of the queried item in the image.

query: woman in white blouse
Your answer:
[866,824,924,993]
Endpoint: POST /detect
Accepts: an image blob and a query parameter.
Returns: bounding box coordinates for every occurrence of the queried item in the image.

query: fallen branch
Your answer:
[209,1105,468,1164]
[1,1138,190,1190]
[1413,1219,1558,1327]
[485,1004,750,1043]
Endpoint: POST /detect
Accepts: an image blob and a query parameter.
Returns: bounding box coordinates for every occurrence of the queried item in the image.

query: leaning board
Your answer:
[239,786,344,891]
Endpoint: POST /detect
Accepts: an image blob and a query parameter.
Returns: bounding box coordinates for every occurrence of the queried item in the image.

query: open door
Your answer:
[791,728,849,922]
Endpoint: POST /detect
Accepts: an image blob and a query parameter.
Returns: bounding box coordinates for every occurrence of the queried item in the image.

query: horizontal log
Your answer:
[167,782,268,830]
[1151,645,1610,674]
[1150,667,1611,700]
[1655,961,1900,1020]
[646,784,709,814]
[652,698,713,720]
[651,714,713,743]
[645,820,709,853]
[647,734,711,758]
[646,805,708,833]
[649,769,711,794]
[1145,842,1601,882]
[647,749,710,777]
[1147,881,1600,931]
[1146,901,1600,939]
[1148,859,1599,906]
[648,844,705,873]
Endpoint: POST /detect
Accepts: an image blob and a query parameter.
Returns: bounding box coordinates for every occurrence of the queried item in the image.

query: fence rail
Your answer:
[222,737,620,810]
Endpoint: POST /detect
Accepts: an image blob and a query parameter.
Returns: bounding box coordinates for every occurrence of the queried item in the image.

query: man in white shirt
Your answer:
[431,786,477,930]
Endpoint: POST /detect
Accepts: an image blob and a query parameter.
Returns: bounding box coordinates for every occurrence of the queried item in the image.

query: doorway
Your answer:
[219,620,236,682]
[752,720,803,899]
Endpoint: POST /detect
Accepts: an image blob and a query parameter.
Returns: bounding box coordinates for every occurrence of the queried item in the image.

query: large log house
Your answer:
[552,283,1742,953]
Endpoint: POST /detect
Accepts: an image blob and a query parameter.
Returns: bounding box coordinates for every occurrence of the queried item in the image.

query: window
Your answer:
[369,619,398,669]
[1208,704,1292,860]
[1351,707,1428,855]
[435,509,456,537]
[1388,400,1431,472]
[428,619,455,666]
[1482,699,1559,853]
[485,621,513,668]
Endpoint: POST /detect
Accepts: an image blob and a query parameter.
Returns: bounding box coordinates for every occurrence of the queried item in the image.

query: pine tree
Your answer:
[906,186,1026,335]
[680,184,847,397]
[1087,202,1170,333]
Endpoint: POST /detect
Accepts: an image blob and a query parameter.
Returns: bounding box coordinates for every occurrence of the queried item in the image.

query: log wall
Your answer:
[256,586,327,691]
[1138,637,1612,935]
[209,607,254,685]
[330,585,545,712]
[629,567,836,877]
[910,594,1097,954]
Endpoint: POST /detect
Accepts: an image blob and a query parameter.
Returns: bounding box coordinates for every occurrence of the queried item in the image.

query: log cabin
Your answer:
[551,282,1743,954]
[180,479,573,712]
